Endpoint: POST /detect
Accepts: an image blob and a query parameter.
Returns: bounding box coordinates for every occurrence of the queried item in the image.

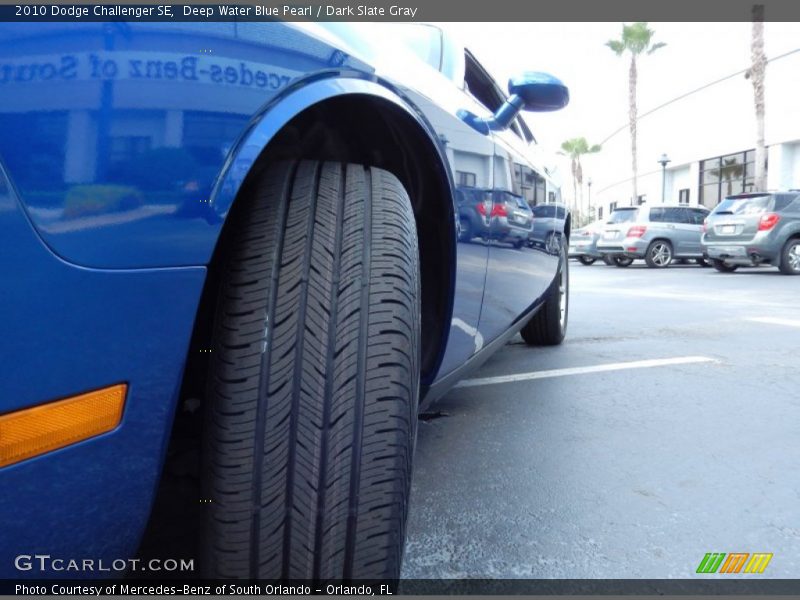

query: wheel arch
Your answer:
[182,78,456,407]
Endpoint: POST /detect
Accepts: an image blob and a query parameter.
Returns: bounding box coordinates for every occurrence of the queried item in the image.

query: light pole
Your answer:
[587,178,592,219]
[658,153,671,203]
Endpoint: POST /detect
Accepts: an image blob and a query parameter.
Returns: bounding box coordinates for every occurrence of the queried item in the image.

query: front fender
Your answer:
[210,73,455,232]
[0,23,456,270]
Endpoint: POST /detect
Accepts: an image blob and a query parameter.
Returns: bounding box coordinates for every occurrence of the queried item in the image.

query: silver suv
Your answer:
[597,205,710,268]
[702,192,800,274]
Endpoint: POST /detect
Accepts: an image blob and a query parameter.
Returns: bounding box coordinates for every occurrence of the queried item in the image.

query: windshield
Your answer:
[607,208,639,224]
[713,195,772,215]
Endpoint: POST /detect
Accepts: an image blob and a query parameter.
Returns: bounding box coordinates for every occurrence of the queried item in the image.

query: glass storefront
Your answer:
[699,149,760,206]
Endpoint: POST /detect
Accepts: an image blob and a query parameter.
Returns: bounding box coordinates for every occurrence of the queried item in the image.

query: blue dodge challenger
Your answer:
[0,22,569,579]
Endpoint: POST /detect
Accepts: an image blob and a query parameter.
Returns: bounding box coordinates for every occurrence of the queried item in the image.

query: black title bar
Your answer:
[2,0,800,22]
[4,579,800,595]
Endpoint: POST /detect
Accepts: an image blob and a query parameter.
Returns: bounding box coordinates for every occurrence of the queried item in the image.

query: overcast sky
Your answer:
[437,22,800,191]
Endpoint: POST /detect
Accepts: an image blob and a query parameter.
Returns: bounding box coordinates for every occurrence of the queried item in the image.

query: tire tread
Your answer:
[202,161,419,580]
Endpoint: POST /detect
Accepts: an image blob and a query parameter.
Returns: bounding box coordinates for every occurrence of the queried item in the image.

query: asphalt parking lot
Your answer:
[403,260,800,579]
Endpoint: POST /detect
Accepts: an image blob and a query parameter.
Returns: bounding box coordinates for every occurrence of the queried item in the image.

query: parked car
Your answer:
[495,192,535,248]
[702,191,800,274]
[568,219,605,265]
[457,186,493,242]
[458,189,533,248]
[597,204,710,268]
[0,23,570,580]
[529,203,567,253]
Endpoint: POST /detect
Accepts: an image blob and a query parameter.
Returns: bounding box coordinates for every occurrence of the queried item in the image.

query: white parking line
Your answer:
[454,356,718,388]
[745,317,800,328]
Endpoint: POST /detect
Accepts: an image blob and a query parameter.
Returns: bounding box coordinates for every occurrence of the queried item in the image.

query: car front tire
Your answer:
[521,243,568,346]
[201,160,420,580]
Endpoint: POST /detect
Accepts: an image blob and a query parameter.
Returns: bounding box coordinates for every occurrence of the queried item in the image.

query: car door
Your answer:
[452,52,558,346]
[684,208,709,255]
[668,207,703,255]
[384,33,497,378]
[485,131,558,342]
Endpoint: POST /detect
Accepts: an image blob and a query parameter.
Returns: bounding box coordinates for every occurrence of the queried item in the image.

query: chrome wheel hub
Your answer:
[651,243,671,266]
[788,243,800,271]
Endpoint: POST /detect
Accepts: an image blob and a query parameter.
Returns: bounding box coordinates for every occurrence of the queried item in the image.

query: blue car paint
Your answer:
[0,164,204,574]
[0,22,568,575]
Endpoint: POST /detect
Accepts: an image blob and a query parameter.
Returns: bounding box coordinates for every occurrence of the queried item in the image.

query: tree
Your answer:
[746,5,767,191]
[711,158,745,197]
[559,137,601,219]
[606,23,666,205]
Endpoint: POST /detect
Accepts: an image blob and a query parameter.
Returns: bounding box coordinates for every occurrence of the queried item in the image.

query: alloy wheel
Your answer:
[788,242,800,272]
[649,242,672,267]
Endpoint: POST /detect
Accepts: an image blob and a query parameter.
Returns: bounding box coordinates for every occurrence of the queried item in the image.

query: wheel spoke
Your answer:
[788,244,800,270]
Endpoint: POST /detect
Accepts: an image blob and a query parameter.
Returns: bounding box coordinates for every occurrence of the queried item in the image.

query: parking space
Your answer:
[403,260,800,578]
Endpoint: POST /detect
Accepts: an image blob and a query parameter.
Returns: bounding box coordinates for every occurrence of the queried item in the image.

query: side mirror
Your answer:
[510,72,570,111]
[488,72,569,131]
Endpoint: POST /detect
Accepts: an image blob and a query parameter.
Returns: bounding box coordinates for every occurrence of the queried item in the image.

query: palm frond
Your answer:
[606,40,625,55]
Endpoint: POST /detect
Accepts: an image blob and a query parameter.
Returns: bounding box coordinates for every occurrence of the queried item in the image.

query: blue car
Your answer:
[0,23,570,580]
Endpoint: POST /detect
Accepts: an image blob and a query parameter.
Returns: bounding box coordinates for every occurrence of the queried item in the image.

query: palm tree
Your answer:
[746,5,767,191]
[559,137,601,219]
[711,158,745,197]
[606,23,666,205]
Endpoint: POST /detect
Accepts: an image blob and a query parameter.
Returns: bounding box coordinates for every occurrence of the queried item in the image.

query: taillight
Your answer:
[627,225,647,238]
[476,203,486,215]
[758,213,780,231]
[491,203,508,217]
[702,219,707,233]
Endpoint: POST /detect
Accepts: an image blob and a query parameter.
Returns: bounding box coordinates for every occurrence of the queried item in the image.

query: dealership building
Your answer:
[589,47,800,220]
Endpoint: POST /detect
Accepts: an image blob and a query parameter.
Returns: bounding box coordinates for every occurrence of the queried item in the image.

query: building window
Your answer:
[610,201,618,212]
[699,149,762,207]
[679,189,690,204]
[598,206,603,219]
[637,194,647,205]
[456,171,477,187]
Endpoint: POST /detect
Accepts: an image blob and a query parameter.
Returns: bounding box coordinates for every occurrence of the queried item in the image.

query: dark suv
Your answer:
[702,192,800,274]
[457,188,533,248]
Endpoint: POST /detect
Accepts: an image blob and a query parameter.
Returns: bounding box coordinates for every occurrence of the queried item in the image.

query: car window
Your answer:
[688,208,708,225]
[464,51,529,143]
[662,207,687,223]
[649,207,666,222]
[516,117,536,144]
[608,208,638,224]
[464,51,504,113]
[556,206,566,219]
[774,193,800,212]
[383,24,442,71]
[533,205,556,218]
[714,195,772,215]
